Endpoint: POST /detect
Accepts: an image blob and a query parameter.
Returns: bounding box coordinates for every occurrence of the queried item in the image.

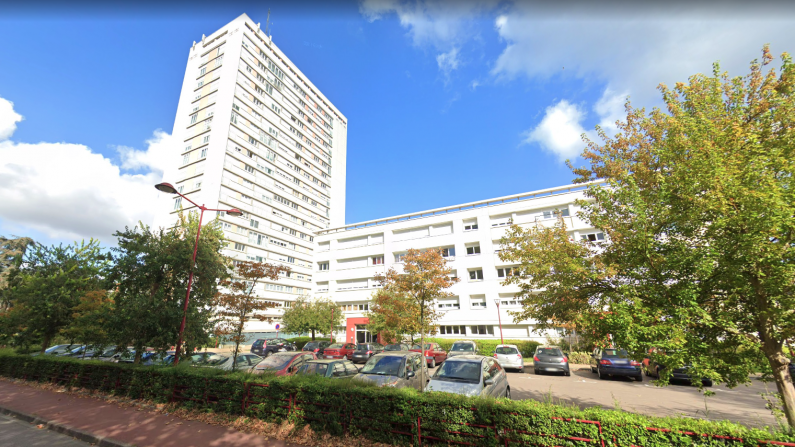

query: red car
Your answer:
[410,343,447,368]
[321,343,357,360]
[253,352,315,376]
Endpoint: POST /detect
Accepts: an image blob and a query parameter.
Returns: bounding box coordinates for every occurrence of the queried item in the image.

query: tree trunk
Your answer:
[40,333,52,354]
[311,329,315,341]
[232,325,242,371]
[764,348,795,428]
[419,303,425,392]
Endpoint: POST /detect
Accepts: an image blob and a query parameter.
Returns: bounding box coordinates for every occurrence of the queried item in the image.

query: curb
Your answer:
[0,405,135,447]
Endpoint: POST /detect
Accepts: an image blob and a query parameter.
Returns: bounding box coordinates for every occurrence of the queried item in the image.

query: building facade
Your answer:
[314,182,604,344]
[152,14,347,332]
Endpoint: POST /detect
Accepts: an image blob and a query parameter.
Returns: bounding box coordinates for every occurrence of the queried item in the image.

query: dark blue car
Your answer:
[590,348,642,381]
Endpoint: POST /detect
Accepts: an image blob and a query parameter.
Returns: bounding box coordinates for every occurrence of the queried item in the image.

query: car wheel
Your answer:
[590,366,596,373]
[518,367,524,374]
[598,367,606,380]
[431,358,436,368]
[265,351,272,357]
[565,370,570,377]
[534,368,540,375]
[644,367,649,377]
[505,387,511,399]
[635,375,643,382]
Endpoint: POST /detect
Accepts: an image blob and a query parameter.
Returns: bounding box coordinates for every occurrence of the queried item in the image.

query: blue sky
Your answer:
[1,0,794,246]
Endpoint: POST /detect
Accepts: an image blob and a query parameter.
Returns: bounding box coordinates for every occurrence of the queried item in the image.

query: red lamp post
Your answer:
[493,298,504,345]
[155,182,243,366]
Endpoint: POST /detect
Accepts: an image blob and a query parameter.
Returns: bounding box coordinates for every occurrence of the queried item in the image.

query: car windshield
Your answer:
[536,348,563,356]
[298,363,329,376]
[328,344,345,349]
[100,347,117,356]
[603,349,629,358]
[304,343,318,349]
[44,345,66,354]
[384,344,404,351]
[451,343,474,352]
[496,347,518,355]
[355,344,371,351]
[360,356,403,376]
[258,354,295,369]
[411,344,431,350]
[432,361,481,383]
[267,339,283,344]
[205,355,230,366]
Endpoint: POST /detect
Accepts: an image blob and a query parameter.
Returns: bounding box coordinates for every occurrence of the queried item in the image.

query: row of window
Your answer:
[439,325,494,336]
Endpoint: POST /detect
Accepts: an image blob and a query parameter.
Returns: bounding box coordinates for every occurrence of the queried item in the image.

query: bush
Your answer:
[426,338,541,358]
[0,351,792,446]
[566,351,592,364]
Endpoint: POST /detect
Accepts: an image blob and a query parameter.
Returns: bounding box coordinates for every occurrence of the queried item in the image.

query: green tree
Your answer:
[281,296,342,341]
[374,248,458,388]
[214,260,289,369]
[0,236,35,311]
[366,289,423,344]
[0,240,107,352]
[107,212,230,363]
[62,290,114,356]
[500,47,795,427]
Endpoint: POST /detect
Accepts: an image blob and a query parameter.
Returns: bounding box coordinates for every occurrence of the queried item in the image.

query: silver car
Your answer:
[204,354,263,371]
[494,344,524,372]
[533,346,570,376]
[352,352,428,390]
[425,355,511,399]
[447,341,478,359]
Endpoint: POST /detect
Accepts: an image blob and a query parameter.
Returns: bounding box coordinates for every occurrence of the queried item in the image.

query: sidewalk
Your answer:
[0,380,297,447]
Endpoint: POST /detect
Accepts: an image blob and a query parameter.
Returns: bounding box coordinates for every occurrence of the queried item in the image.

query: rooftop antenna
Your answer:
[264,9,271,38]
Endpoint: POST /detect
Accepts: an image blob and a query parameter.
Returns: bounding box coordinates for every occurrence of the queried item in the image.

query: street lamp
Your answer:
[493,298,504,345]
[155,182,242,365]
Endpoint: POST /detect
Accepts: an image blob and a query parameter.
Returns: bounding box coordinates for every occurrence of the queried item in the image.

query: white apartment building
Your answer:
[314,182,605,344]
[152,14,347,332]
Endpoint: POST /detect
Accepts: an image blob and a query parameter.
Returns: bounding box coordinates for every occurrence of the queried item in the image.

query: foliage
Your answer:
[61,290,114,352]
[366,289,424,344]
[280,296,342,340]
[214,260,289,370]
[106,212,230,363]
[0,239,107,352]
[374,248,459,389]
[500,47,795,428]
[1,351,793,446]
[0,236,35,311]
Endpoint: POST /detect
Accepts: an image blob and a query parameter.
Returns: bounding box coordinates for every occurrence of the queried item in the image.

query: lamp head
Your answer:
[226,208,244,217]
[155,182,178,194]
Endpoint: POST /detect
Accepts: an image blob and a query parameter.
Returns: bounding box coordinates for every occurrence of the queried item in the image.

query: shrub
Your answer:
[426,338,541,358]
[0,351,792,446]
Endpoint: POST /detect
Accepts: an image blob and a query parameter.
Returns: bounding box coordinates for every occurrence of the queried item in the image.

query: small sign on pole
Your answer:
[275,323,280,338]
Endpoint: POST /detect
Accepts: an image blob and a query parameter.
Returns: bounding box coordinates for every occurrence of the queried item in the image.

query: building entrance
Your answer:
[355,324,373,343]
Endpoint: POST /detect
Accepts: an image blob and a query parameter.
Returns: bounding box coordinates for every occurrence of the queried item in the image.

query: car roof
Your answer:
[496,344,519,348]
[372,351,418,358]
[452,340,477,344]
[444,355,486,361]
[306,359,349,364]
[272,351,305,357]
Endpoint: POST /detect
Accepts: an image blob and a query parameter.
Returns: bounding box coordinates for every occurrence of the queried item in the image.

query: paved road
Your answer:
[0,414,91,447]
[507,364,778,428]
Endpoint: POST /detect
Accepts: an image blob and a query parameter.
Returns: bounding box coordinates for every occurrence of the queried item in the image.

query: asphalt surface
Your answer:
[507,364,779,428]
[0,413,91,447]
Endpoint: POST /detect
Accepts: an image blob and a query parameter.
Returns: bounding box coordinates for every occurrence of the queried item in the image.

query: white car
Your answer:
[493,344,524,372]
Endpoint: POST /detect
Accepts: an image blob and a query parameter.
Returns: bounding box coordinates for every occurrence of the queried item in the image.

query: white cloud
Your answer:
[491,3,795,104]
[436,47,460,81]
[0,97,174,243]
[524,89,629,161]
[0,97,23,141]
[523,100,588,161]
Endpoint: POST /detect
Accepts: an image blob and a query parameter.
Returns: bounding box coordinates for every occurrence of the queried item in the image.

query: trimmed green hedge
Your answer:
[0,352,791,446]
[426,338,542,358]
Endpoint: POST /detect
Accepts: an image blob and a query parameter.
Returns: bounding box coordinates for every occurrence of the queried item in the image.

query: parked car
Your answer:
[58,345,88,357]
[448,341,478,359]
[532,346,569,376]
[495,344,525,373]
[251,338,296,357]
[302,341,331,356]
[353,352,428,390]
[297,359,359,379]
[590,348,642,381]
[253,352,315,376]
[646,361,713,387]
[410,343,447,368]
[321,343,357,360]
[351,343,385,364]
[383,343,411,352]
[78,346,118,360]
[425,355,510,399]
[32,344,77,356]
[203,354,263,371]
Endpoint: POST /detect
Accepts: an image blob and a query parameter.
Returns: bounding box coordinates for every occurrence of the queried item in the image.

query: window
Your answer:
[203,135,210,144]
[437,298,459,310]
[244,164,255,174]
[173,197,182,210]
[250,219,259,229]
[318,262,329,271]
[439,325,466,335]
[177,185,184,193]
[543,208,570,219]
[194,180,202,189]
[184,144,192,152]
[200,148,207,158]
[440,247,455,258]
[469,269,483,281]
[234,243,246,252]
[497,267,516,278]
[466,245,481,255]
[470,295,486,308]
[394,253,405,263]
[470,325,494,335]
[190,113,198,124]
[500,298,520,306]
[372,256,384,265]
[581,232,605,242]
[200,66,206,75]
[287,257,295,264]
[463,221,478,231]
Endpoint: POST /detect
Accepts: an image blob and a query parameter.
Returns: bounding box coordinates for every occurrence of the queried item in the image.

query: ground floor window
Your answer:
[439,325,466,335]
[470,325,494,335]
